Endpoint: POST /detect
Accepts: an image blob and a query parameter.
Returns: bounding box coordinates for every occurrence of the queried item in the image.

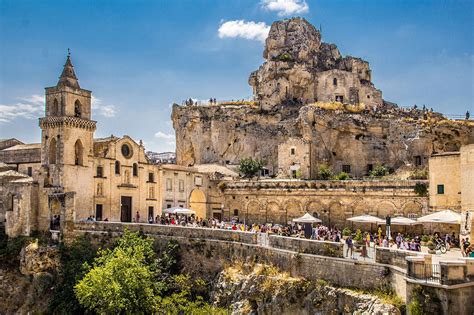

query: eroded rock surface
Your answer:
[212,263,401,315]
[173,103,473,177]
[249,18,382,110]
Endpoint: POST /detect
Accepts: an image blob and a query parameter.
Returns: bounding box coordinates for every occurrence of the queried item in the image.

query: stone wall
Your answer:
[73,221,258,244]
[375,247,428,269]
[219,179,428,226]
[269,235,343,258]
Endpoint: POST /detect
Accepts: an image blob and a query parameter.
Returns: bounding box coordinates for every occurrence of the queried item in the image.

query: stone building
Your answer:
[0,55,212,237]
[429,144,474,236]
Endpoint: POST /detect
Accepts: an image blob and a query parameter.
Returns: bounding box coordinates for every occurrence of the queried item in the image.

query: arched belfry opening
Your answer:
[49,138,57,164]
[74,100,82,118]
[74,139,84,166]
[51,99,59,116]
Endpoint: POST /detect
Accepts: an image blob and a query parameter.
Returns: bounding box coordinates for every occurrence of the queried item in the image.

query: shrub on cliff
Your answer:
[0,234,34,268]
[369,165,388,177]
[238,158,264,179]
[318,164,333,180]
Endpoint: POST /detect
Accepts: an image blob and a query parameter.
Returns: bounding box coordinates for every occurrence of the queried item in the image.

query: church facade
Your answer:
[0,55,210,237]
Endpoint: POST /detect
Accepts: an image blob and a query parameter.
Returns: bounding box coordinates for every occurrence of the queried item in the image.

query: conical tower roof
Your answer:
[57,53,80,89]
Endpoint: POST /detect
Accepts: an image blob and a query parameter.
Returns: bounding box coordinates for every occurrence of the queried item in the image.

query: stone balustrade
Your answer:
[269,235,344,258]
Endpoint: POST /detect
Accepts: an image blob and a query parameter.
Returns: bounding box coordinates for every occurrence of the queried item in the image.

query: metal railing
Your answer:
[408,263,441,283]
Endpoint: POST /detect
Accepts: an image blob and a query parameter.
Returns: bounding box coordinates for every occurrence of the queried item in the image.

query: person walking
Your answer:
[346,236,354,259]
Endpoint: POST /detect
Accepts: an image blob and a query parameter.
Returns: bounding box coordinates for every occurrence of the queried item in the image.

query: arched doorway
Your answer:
[189,189,207,219]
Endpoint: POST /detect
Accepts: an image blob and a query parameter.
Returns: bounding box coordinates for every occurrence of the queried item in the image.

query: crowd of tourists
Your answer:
[77,212,474,258]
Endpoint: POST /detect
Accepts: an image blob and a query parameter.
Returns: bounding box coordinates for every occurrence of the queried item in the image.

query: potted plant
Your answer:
[342,227,351,240]
[426,240,436,254]
[420,235,430,246]
[353,229,363,251]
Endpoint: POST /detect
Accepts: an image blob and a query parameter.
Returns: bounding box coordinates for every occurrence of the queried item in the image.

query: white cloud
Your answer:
[262,0,309,16]
[218,20,270,42]
[91,96,117,117]
[0,94,44,123]
[154,131,175,146]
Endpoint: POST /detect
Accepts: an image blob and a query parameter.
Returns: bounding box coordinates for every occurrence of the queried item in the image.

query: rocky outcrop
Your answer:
[249,18,382,110]
[173,17,473,177]
[19,241,59,276]
[212,263,401,314]
[172,102,473,177]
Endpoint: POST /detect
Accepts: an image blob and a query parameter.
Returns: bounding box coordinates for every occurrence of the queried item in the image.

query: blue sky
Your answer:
[0,0,472,152]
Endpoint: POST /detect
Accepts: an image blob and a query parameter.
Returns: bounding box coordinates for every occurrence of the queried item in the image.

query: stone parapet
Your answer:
[269,235,343,258]
[376,247,430,269]
[223,179,427,196]
[73,221,258,244]
[439,260,468,285]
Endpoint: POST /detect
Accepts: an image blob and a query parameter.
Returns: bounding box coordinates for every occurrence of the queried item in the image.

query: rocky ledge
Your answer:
[212,263,401,315]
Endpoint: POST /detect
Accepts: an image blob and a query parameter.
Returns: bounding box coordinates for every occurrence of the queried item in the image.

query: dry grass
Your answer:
[220,100,258,106]
[309,101,366,113]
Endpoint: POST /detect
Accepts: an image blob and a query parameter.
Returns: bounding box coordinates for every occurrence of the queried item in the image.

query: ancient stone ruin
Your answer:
[172,18,473,178]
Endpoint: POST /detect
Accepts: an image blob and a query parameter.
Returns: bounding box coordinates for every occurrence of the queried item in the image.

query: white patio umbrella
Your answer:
[347,214,385,224]
[163,206,196,215]
[293,213,322,223]
[391,216,420,225]
[416,210,461,224]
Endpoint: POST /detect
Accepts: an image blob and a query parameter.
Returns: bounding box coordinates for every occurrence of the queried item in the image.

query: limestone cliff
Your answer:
[249,18,382,110]
[172,102,473,178]
[212,263,401,314]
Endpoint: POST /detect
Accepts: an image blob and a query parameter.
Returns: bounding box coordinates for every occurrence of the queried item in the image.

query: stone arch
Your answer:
[245,200,262,224]
[189,188,207,219]
[74,139,84,165]
[49,138,57,164]
[351,201,372,231]
[284,199,303,223]
[376,201,397,218]
[352,201,371,216]
[74,100,82,117]
[329,201,345,229]
[401,201,423,218]
[267,201,285,224]
[305,201,324,219]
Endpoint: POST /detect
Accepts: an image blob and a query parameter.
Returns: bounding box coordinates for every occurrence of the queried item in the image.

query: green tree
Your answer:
[238,158,264,178]
[318,164,333,180]
[369,164,388,177]
[75,230,161,314]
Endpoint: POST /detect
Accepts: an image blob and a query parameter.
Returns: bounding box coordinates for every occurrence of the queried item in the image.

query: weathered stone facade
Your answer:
[216,179,427,228]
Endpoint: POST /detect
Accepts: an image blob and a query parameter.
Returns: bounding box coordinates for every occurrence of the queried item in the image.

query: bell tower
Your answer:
[39,52,96,190]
